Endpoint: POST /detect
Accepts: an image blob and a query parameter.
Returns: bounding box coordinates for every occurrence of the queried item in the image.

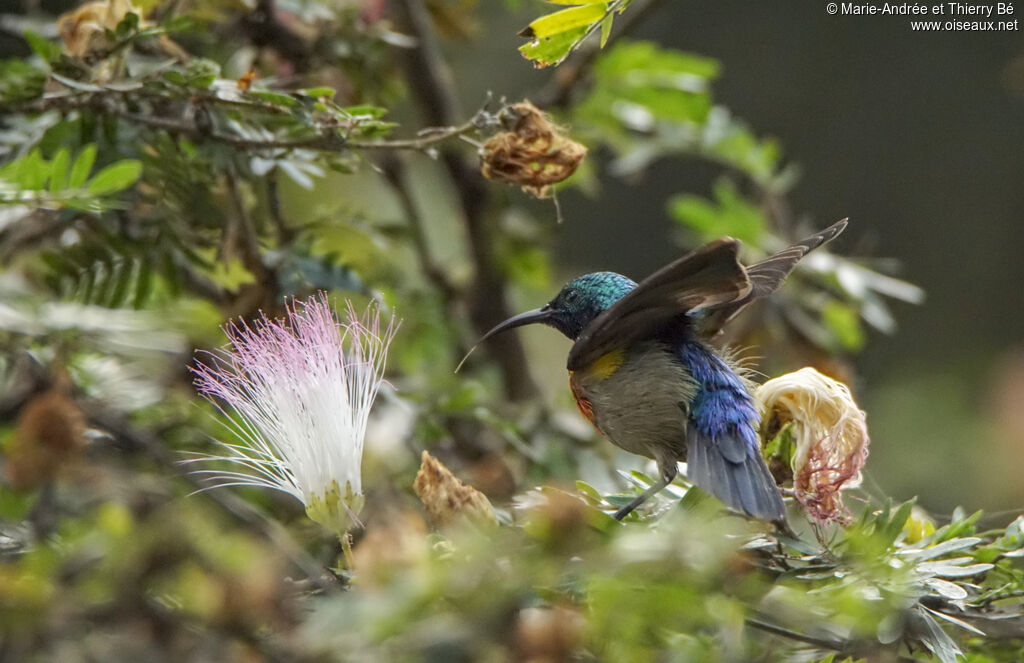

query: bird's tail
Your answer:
[686,424,786,524]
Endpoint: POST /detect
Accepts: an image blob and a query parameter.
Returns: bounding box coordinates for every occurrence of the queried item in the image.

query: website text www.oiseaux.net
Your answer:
[826,2,1019,30]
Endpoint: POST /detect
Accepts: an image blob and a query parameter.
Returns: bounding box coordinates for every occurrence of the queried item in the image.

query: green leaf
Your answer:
[248,90,298,107]
[575,480,604,505]
[821,300,866,352]
[0,59,47,102]
[914,607,963,663]
[133,256,153,309]
[900,536,984,560]
[762,422,795,465]
[69,145,97,188]
[599,12,613,47]
[575,41,719,147]
[930,509,983,544]
[519,26,589,67]
[0,487,37,521]
[668,179,765,244]
[184,58,220,89]
[18,149,49,190]
[344,105,389,119]
[677,484,717,514]
[105,260,132,307]
[24,30,62,64]
[302,86,337,98]
[518,2,614,66]
[879,498,916,546]
[87,160,143,195]
[521,4,607,39]
[161,14,194,33]
[163,70,186,85]
[48,148,71,194]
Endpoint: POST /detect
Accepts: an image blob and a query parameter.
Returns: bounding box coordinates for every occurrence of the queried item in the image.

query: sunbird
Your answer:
[474,219,847,522]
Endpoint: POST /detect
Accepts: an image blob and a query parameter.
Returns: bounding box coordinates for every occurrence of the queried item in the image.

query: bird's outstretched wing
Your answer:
[698,218,848,338]
[567,239,752,372]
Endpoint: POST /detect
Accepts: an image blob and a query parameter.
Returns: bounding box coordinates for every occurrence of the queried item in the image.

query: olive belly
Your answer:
[569,342,697,465]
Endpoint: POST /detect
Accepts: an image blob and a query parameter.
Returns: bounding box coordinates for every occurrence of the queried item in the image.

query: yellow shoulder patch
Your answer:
[586,349,626,381]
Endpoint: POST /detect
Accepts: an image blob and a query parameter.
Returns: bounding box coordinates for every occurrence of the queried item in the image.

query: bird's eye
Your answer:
[565,289,579,304]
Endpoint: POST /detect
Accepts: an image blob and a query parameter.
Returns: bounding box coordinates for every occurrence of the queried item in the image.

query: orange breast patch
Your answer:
[569,372,602,436]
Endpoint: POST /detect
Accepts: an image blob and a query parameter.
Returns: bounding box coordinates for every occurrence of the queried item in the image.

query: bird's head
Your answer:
[479,271,637,343]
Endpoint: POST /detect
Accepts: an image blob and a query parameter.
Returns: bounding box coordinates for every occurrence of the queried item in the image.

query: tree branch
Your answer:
[1,91,484,154]
[745,616,852,652]
[392,0,538,402]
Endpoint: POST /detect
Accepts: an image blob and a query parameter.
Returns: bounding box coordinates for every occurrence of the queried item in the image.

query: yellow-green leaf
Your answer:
[48,148,70,194]
[599,12,613,47]
[519,25,589,67]
[68,145,97,189]
[87,160,143,196]
[520,3,607,39]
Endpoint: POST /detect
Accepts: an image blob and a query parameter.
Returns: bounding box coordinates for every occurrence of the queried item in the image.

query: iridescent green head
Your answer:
[476,271,637,344]
[543,272,637,339]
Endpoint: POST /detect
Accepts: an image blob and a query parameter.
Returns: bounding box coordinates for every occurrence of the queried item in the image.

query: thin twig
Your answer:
[746,617,921,662]
[1,91,481,154]
[116,107,479,152]
[225,171,277,310]
[745,617,851,652]
[265,172,295,244]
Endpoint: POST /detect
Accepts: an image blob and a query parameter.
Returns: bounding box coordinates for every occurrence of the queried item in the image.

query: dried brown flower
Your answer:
[413,450,497,529]
[6,387,87,490]
[58,0,140,59]
[757,367,870,525]
[480,101,587,198]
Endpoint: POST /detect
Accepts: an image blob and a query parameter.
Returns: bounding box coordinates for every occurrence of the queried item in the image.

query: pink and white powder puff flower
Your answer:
[189,293,398,536]
[756,367,870,525]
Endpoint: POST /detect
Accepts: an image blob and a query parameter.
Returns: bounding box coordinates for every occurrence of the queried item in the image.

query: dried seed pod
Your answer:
[480,101,587,198]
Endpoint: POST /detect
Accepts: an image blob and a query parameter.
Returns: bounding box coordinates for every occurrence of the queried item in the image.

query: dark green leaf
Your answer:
[115,12,141,39]
[133,256,153,309]
[0,59,47,102]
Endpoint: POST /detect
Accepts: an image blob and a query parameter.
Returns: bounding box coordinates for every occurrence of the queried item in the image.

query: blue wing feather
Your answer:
[680,341,785,522]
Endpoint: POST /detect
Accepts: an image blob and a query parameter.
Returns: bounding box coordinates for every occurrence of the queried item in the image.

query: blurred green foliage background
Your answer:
[1,0,1023,660]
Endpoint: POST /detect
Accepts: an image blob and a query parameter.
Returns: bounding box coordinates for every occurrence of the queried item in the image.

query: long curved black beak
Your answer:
[454,306,553,373]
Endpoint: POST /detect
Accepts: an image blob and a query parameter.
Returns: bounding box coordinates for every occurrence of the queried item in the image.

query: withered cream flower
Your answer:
[190,294,397,535]
[757,367,869,524]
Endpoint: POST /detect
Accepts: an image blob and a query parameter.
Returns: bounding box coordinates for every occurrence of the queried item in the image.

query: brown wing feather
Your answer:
[698,218,848,338]
[567,239,752,371]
